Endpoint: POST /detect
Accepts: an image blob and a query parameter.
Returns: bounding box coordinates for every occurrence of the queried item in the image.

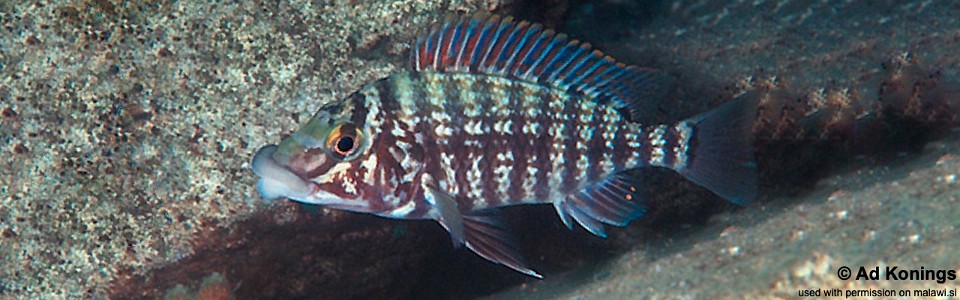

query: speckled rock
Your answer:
[0,0,502,298]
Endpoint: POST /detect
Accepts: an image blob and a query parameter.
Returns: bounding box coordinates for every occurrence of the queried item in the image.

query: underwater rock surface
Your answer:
[0,0,501,298]
[1,0,958,299]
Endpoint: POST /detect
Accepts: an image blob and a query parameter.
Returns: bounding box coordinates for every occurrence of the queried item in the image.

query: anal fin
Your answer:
[463,210,542,278]
[554,173,648,238]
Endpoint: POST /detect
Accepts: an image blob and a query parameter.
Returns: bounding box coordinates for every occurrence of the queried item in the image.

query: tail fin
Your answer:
[675,96,759,205]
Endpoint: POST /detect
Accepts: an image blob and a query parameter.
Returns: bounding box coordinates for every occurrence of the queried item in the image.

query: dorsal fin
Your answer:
[411,13,672,122]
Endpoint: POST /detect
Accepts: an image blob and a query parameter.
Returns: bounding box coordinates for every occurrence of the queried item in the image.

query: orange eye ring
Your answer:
[326,124,362,161]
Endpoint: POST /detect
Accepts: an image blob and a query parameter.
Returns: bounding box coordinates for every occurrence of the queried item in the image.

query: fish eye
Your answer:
[326,124,362,161]
[335,135,355,154]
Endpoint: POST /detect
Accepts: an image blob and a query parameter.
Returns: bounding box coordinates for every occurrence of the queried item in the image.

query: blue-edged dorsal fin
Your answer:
[411,13,673,123]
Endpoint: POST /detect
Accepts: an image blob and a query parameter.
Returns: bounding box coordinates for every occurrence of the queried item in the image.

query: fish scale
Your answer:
[377,72,641,211]
[251,13,758,278]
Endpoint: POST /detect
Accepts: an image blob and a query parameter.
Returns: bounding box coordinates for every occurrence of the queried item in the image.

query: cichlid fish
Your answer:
[251,13,758,277]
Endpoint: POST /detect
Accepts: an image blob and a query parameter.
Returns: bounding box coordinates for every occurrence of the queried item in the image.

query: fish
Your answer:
[251,13,758,278]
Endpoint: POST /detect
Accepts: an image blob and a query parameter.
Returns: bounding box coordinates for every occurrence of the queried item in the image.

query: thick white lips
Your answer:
[252,145,370,211]
[251,145,312,201]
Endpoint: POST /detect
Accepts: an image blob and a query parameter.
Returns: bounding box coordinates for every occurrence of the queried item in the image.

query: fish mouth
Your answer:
[251,145,314,201]
[251,145,365,210]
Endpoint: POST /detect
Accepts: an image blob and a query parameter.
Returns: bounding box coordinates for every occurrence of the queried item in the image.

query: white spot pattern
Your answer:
[647,125,668,167]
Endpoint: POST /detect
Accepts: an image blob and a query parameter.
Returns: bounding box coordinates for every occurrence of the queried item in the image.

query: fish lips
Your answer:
[251,145,361,209]
[251,145,313,202]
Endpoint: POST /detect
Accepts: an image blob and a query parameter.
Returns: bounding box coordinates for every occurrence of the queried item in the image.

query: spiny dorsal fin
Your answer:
[411,13,672,123]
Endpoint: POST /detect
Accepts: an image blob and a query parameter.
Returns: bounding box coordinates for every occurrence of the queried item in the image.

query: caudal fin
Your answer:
[675,96,759,205]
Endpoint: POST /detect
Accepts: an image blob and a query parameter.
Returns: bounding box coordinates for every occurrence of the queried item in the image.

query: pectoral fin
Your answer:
[424,183,465,248]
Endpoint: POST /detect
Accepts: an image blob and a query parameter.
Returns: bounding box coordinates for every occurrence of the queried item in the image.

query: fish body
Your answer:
[252,13,758,277]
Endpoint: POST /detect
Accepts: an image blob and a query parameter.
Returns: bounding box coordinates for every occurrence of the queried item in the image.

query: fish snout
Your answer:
[252,145,312,202]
